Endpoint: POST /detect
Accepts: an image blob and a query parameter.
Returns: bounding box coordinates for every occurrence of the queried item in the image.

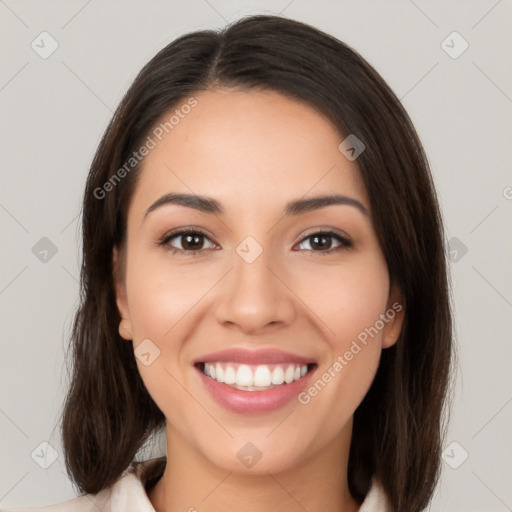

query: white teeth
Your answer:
[215,363,224,382]
[224,365,236,385]
[284,365,295,384]
[202,362,310,390]
[236,364,253,386]
[253,365,272,387]
[271,366,285,385]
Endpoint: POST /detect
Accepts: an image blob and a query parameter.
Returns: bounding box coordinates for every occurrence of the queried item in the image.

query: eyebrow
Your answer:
[143,192,369,219]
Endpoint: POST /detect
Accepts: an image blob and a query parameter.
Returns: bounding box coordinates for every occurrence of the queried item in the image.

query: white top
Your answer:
[2,457,392,511]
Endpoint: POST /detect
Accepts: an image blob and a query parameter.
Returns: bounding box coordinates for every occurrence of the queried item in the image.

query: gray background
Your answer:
[1,0,511,510]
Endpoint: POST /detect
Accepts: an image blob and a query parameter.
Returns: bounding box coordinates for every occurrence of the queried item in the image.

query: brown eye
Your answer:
[178,233,205,250]
[159,230,216,255]
[297,231,352,254]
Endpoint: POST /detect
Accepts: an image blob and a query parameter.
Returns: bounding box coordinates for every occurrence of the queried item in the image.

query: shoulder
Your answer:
[0,491,112,512]
[0,457,166,512]
[359,476,393,512]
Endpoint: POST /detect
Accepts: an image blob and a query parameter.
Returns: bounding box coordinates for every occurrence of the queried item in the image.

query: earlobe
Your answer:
[112,246,133,340]
[382,282,406,349]
[118,319,133,340]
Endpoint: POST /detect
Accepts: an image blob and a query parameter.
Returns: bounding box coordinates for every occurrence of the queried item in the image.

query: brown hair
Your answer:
[61,14,454,511]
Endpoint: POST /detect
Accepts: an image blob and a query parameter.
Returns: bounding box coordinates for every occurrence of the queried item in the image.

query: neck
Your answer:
[148,420,361,512]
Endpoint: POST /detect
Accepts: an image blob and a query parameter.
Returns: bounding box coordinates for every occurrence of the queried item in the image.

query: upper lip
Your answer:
[194,348,316,365]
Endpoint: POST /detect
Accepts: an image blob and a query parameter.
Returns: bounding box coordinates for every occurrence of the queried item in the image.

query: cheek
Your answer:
[125,252,214,341]
[290,250,390,344]
[125,259,200,420]
[290,252,388,418]
[124,251,219,414]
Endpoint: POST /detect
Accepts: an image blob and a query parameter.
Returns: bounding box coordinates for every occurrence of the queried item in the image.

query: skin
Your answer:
[113,88,405,512]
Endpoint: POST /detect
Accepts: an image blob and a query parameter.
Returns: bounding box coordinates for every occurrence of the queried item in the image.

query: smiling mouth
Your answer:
[195,362,317,391]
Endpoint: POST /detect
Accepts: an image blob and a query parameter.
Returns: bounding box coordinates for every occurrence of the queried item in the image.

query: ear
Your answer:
[381,281,406,349]
[112,246,133,340]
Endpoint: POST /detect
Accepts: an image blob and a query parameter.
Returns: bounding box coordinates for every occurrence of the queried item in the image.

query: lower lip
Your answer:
[196,365,317,414]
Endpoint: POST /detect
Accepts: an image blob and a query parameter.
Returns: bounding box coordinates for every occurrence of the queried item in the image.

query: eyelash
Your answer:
[157,229,353,256]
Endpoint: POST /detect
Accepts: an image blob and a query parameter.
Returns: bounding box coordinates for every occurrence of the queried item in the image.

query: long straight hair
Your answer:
[61,14,454,512]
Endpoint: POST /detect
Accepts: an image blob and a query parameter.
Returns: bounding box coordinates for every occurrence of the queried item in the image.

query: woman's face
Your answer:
[114,88,404,474]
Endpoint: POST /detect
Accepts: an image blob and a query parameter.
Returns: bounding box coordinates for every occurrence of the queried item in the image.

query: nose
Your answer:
[214,244,296,335]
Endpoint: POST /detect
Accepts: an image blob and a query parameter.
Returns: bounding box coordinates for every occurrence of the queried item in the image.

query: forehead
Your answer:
[130,88,369,217]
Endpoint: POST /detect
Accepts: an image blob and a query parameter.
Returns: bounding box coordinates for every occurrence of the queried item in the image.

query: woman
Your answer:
[4,13,453,512]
